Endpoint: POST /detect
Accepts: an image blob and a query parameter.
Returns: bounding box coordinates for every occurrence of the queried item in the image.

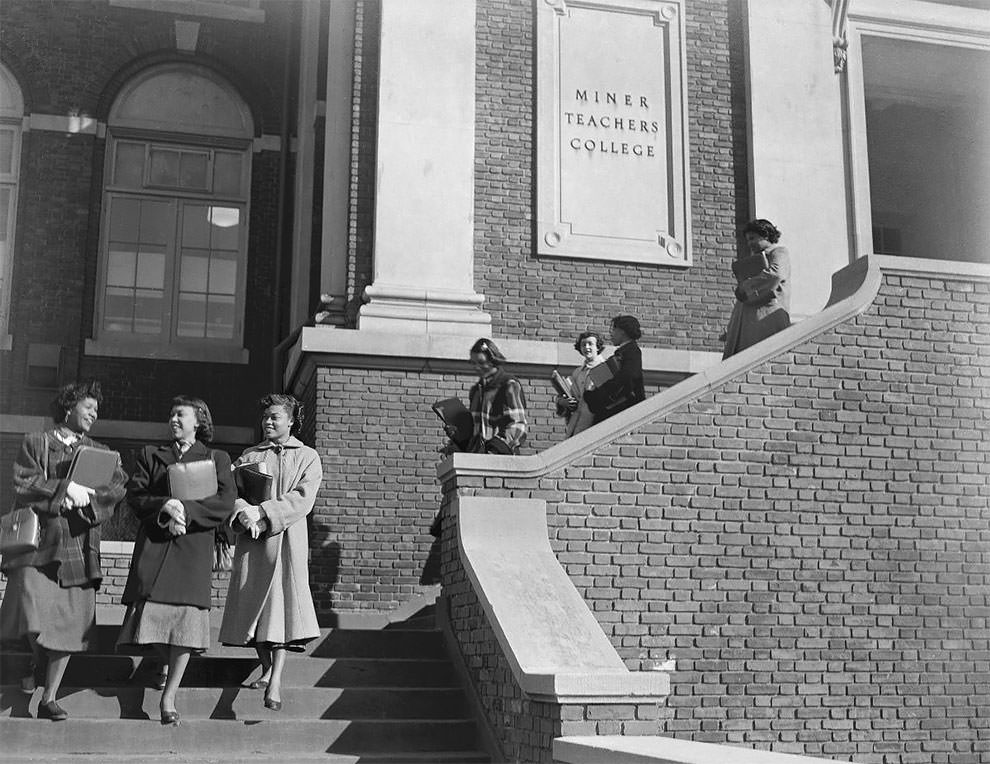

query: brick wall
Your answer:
[472,0,745,350]
[306,361,668,614]
[441,268,990,762]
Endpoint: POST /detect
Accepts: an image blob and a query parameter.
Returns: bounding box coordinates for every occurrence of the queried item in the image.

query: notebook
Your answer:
[234,462,274,505]
[167,459,219,502]
[731,252,769,281]
[432,397,473,447]
[65,446,120,490]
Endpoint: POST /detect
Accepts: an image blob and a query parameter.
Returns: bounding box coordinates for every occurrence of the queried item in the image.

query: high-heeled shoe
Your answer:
[154,670,168,691]
[38,700,68,721]
[248,679,269,690]
[263,695,282,711]
[160,709,181,726]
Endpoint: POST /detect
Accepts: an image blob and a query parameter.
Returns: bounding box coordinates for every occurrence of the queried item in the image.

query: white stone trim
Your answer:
[0,415,255,444]
[108,0,265,23]
[283,326,722,390]
[869,254,990,280]
[25,113,100,135]
[101,541,135,556]
[84,338,250,365]
[535,0,691,266]
[456,495,668,704]
[554,736,838,764]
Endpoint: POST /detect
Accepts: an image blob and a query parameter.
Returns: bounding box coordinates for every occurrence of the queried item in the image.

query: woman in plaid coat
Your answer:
[0,381,126,722]
[463,338,528,455]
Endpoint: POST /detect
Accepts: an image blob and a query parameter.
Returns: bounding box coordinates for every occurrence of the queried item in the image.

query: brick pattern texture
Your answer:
[441,271,990,763]
[307,363,667,614]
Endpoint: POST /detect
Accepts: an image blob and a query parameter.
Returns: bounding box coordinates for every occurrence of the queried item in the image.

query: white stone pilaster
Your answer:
[358,0,491,336]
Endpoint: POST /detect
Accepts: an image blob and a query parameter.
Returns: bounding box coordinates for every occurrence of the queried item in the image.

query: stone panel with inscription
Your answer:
[536,0,690,265]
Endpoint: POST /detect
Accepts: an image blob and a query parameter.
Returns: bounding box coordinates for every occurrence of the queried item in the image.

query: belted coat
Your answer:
[219,437,321,647]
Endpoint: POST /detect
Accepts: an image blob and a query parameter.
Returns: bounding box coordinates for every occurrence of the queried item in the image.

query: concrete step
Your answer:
[1,686,472,721]
[1,752,490,763]
[92,624,447,660]
[0,653,460,689]
[0,717,481,756]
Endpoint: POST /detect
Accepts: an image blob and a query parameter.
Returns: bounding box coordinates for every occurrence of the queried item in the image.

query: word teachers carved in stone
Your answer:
[566,89,659,158]
[536,0,690,266]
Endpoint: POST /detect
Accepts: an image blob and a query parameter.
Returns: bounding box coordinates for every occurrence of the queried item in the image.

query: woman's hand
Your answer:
[159,499,187,536]
[562,395,578,412]
[63,481,96,509]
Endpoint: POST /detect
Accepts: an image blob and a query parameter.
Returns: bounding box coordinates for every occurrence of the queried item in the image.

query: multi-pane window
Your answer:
[100,140,248,343]
[94,65,253,358]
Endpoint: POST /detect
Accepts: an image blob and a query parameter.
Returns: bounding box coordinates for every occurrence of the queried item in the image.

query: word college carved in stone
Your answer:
[536,0,690,266]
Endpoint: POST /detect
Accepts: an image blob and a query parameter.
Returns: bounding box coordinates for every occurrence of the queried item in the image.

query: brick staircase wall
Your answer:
[440,264,990,763]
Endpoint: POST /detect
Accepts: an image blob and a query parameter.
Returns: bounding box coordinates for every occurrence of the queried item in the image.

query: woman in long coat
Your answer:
[219,393,322,711]
[0,380,126,721]
[117,395,235,725]
[722,218,791,359]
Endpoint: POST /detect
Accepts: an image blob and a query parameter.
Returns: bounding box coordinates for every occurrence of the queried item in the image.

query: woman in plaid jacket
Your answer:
[0,381,126,722]
[463,338,528,455]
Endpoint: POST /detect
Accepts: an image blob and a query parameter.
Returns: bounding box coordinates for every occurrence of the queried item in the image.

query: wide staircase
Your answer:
[0,605,490,763]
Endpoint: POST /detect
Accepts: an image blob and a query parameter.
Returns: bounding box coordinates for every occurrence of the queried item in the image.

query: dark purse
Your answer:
[0,508,41,556]
[1,434,50,557]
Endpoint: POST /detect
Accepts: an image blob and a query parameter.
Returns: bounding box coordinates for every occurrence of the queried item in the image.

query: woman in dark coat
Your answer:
[584,315,646,424]
[117,395,235,726]
[0,380,126,721]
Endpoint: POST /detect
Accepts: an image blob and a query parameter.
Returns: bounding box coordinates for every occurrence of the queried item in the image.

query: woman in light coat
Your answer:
[722,218,791,358]
[555,331,606,438]
[219,393,322,711]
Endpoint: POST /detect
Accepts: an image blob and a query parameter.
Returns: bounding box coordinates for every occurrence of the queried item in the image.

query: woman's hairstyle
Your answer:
[50,380,103,423]
[470,338,507,366]
[742,218,781,243]
[573,331,605,354]
[611,315,642,341]
[260,393,303,436]
[171,395,215,443]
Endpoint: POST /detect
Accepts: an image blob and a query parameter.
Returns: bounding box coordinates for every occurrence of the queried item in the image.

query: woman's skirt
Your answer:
[116,600,210,652]
[0,565,96,653]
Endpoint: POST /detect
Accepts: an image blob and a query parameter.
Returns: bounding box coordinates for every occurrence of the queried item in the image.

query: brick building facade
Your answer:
[1,1,988,760]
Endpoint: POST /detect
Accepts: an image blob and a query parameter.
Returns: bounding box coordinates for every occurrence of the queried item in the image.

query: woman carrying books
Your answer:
[583,315,646,424]
[555,331,606,437]
[722,218,792,359]
[0,380,126,721]
[117,395,235,726]
[219,394,322,712]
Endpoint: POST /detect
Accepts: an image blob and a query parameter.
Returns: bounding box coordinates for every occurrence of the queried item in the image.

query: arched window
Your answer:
[91,64,253,361]
[0,62,24,348]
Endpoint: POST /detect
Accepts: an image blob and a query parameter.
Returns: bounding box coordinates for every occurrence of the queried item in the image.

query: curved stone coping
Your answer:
[456,495,669,704]
[553,736,841,764]
[437,255,887,483]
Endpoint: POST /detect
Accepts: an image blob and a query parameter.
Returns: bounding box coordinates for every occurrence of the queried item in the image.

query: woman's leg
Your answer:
[160,646,191,717]
[40,651,69,703]
[254,644,273,685]
[265,647,286,705]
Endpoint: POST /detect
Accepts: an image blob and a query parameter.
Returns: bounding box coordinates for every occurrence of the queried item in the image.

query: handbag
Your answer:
[213,529,234,572]
[1,433,51,557]
[0,507,41,556]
